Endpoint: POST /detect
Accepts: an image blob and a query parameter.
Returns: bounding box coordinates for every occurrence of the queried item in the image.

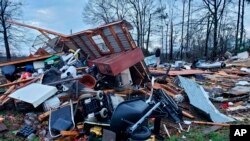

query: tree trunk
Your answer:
[2,20,11,59]
[180,0,186,59]
[205,16,211,58]
[165,24,168,59]
[186,0,191,57]
[169,21,173,60]
[136,13,140,47]
[240,0,245,48]
[235,0,241,53]
[212,18,218,59]
[212,0,218,59]
[146,14,151,53]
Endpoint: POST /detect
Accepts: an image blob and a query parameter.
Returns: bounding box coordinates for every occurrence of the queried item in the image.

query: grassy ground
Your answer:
[0,110,26,141]
[167,127,229,141]
[0,110,234,141]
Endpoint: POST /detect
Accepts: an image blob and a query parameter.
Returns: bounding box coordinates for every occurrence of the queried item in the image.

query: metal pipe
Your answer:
[129,102,161,133]
[46,76,82,85]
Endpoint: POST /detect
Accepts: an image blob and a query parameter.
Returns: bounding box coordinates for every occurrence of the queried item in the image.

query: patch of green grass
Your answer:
[207,129,229,141]
[166,127,229,141]
[0,110,25,141]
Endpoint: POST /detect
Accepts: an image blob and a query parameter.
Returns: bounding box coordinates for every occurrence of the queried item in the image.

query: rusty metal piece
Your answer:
[91,48,144,76]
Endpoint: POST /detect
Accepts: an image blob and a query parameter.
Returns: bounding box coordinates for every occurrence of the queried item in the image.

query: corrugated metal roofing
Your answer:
[177,76,235,123]
[81,35,101,58]
[63,20,135,59]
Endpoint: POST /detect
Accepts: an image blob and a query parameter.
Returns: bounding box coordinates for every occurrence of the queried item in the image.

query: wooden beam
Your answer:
[38,111,50,121]
[98,30,114,53]
[120,23,137,49]
[132,65,144,79]
[182,111,195,119]
[0,52,64,67]
[8,20,67,37]
[109,26,125,51]
[39,30,51,40]
[69,38,88,58]
[193,121,231,127]
[76,35,96,59]
[0,77,34,88]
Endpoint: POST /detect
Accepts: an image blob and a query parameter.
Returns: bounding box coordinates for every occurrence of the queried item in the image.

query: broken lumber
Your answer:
[192,121,230,127]
[182,111,195,119]
[0,77,34,88]
[60,131,79,137]
[38,111,50,121]
[153,83,175,97]
[160,84,179,94]
[150,69,213,76]
[2,77,42,106]
[0,85,15,102]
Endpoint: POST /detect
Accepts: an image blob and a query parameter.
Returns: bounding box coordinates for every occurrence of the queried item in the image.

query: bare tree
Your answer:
[127,0,157,50]
[205,15,212,58]
[240,0,245,49]
[0,0,22,59]
[235,0,241,53]
[169,20,173,60]
[83,0,249,61]
[83,0,158,53]
[185,0,191,57]
[82,0,128,24]
[203,0,227,59]
[180,0,186,59]
[145,13,151,53]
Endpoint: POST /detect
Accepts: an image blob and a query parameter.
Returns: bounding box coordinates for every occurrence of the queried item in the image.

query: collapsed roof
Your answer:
[9,20,137,60]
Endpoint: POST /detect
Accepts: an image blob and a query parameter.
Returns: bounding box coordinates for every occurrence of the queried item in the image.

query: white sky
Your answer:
[5,0,250,55]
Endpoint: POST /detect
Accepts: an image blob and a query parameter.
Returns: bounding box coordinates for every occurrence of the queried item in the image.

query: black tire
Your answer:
[221,62,226,68]
[99,108,108,118]
[130,126,151,140]
[96,91,103,100]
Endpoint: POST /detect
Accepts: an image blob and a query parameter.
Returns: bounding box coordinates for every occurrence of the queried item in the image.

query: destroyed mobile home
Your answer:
[0,20,249,141]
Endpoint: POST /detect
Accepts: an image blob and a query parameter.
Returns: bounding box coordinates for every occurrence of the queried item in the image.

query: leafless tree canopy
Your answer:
[82,0,250,61]
[0,0,23,59]
[83,0,163,55]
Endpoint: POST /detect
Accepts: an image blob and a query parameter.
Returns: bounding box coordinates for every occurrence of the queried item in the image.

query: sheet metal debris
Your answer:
[9,83,58,107]
[177,76,235,123]
[226,86,250,95]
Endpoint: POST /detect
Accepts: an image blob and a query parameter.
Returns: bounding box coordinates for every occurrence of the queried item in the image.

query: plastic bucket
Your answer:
[79,74,96,89]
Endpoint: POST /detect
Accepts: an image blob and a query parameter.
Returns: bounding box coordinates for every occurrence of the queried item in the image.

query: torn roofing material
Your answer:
[177,76,235,123]
[9,20,136,60]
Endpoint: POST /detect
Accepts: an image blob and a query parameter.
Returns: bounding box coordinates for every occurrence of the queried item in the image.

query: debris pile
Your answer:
[0,21,249,140]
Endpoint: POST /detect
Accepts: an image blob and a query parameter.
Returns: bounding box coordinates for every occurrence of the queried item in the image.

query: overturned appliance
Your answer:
[110,89,183,140]
[79,90,114,122]
[192,60,226,69]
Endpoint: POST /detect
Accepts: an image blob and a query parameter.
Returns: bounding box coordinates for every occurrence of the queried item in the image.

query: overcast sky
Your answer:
[21,0,250,35]
[13,0,250,55]
[21,0,91,34]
